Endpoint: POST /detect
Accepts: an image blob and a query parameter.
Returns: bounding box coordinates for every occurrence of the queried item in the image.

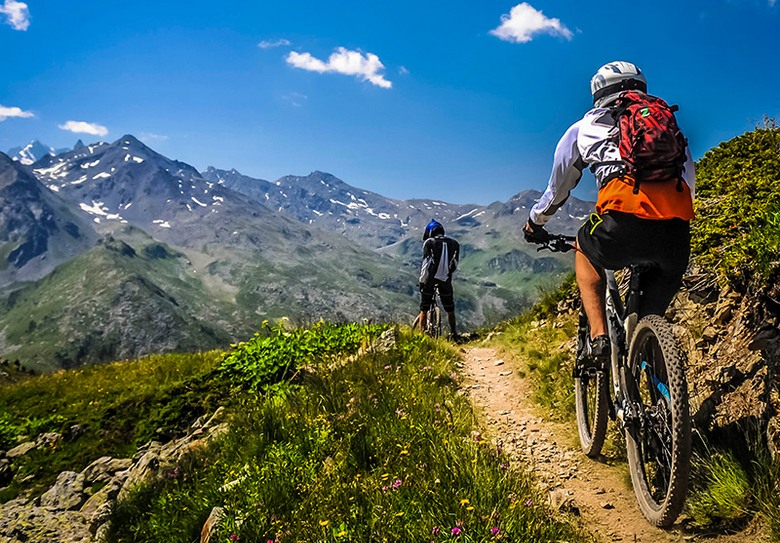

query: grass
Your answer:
[1,322,590,543]
[0,350,227,501]
[107,327,589,543]
[687,450,751,528]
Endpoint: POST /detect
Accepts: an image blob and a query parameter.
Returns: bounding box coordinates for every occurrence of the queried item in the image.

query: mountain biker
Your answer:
[418,219,461,341]
[523,61,695,370]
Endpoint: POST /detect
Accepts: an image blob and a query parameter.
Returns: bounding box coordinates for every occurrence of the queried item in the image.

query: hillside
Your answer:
[1,138,588,372]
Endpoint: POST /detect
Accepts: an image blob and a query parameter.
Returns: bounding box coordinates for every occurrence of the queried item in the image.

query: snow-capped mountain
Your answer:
[202,167,591,251]
[0,153,98,286]
[2,134,591,372]
[7,140,59,165]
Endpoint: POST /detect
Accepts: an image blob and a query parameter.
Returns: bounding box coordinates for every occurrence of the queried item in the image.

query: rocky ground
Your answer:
[461,344,765,542]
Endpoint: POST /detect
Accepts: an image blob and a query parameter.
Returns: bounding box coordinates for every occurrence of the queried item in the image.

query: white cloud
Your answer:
[58,121,109,137]
[258,38,291,49]
[490,2,573,44]
[0,104,33,121]
[286,47,392,89]
[0,0,30,31]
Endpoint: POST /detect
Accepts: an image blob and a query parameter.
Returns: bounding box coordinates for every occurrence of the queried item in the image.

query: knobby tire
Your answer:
[624,314,690,527]
[426,305,442,338]
[574,310,609,457]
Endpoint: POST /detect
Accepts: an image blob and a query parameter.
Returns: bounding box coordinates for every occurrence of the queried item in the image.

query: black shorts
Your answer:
[577,211,690,317]
[420,280,454,312]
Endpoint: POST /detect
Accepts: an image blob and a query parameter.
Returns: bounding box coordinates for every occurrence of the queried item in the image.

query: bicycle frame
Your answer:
[605,269,636,410]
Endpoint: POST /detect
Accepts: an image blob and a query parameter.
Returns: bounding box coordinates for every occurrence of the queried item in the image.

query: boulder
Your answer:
[39,471,86,511]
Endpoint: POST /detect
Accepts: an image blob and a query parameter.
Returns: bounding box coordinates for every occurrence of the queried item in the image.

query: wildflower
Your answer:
[432,526,441,535]
[384,365,392,370]
[229,535,239,542]
[392,479,402,489]
[459,499,470,506]
[490,527,500,536]
[525,499,534,507]
[319,520,330,527]
[451,526,462,536]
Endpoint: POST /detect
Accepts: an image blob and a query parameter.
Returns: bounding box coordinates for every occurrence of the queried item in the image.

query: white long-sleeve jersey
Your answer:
[529,107,696,226]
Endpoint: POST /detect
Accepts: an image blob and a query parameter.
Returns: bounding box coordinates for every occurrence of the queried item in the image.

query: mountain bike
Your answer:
[537,233,691,527]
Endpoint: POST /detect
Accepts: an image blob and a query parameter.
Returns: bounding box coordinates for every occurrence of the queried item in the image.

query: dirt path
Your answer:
[460,346,757,543]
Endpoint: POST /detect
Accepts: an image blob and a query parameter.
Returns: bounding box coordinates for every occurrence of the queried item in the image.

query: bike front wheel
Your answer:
[574,310,609,457]
[425,305,442,338]
[624,314,691,527]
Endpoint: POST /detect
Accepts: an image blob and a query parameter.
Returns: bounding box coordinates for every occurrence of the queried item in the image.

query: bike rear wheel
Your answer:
[574,310,609,457]
[624,314,690,527]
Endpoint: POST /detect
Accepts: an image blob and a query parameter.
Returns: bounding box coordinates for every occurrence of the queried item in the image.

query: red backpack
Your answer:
[610,90,688,194]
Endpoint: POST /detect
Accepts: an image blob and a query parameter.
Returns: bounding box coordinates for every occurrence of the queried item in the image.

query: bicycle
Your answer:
[421,285,443,338]
[537,233,691,527]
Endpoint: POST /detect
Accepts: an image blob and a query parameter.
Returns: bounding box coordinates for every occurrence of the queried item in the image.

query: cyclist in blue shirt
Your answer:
[418,219,460,340]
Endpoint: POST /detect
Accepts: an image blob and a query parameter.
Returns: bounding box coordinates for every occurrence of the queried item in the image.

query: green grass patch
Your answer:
[687,451,751,528]
[108,329,588,543]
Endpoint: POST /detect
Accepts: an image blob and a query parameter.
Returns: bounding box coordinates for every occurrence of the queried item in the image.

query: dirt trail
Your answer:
[461,346,757,543]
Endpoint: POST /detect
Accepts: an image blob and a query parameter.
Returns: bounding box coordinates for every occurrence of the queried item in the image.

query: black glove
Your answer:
[523,220,550,244]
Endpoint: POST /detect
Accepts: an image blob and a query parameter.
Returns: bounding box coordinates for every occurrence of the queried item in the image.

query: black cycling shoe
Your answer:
[573,334,610,377]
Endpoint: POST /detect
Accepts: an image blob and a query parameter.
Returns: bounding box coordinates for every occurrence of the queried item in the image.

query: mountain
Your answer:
[6,140,72,166]
[202,166,591,328]
[2,137,425,371]
[0,153,98,287]
[202,167,590,250]
[203,167,432,248]
[1,135,591,372]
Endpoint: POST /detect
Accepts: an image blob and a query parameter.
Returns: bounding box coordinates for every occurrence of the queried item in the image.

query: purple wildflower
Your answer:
[451,526,462,536]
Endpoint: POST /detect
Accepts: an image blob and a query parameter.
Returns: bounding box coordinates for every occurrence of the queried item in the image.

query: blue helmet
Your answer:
[423,219,445,240]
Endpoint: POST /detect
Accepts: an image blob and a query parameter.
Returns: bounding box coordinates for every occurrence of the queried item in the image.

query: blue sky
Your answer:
[1,1,779,204]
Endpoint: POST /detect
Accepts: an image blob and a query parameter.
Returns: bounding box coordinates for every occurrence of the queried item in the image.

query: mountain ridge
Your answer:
[1,135,588,371]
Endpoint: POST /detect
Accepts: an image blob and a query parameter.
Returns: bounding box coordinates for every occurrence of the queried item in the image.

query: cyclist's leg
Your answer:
[576,213,621,340]
[437,281,458,337]
[576,248,607,338]
[419,284,435,331]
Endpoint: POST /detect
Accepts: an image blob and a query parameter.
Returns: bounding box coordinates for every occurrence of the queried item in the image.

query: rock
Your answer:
[81,456,133,485]
[40,471,86,511]
[6,440,36,459]
[200,506,226,543]
[702,326,719,342]
[35,432,63,448]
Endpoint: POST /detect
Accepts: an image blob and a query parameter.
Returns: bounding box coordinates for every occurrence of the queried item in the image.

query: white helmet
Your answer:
[590,61,647,108]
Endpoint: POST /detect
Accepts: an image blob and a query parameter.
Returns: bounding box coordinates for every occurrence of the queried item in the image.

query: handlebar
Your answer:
[535,234,576,253]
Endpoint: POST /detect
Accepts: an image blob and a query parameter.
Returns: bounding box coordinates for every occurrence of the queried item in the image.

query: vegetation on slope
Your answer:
[692,117,780,291]
[1,323,588,543]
